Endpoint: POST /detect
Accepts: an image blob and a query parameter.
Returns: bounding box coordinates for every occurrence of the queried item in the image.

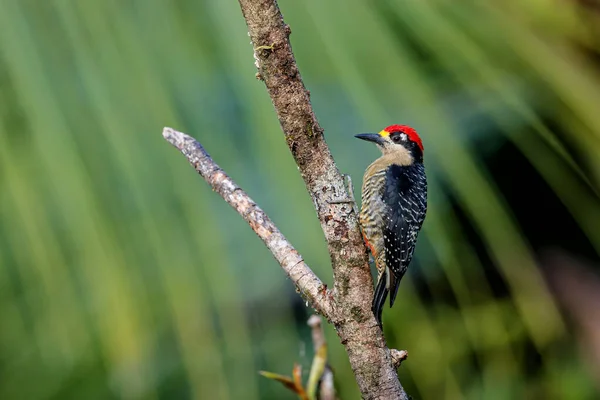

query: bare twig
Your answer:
[163,127,333,317]
[307,315,326,352]
[307,315,336,400]
[319,369,336,400]
[236,1,407,398]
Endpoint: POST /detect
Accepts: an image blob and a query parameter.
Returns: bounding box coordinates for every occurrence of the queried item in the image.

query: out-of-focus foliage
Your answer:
[1,0,600,399]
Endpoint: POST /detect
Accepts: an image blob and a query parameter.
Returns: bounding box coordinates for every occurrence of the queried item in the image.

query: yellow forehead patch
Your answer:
[379,129,390,137]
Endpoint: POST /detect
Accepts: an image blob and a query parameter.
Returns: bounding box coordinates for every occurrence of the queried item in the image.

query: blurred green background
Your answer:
[2,0,600,399]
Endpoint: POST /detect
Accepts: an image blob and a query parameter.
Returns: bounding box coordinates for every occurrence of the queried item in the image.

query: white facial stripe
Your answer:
[400,133,407,141]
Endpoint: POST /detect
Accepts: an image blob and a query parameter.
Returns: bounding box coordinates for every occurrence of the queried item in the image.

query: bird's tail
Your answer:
[389,270,403,307]
[372,270,389,328]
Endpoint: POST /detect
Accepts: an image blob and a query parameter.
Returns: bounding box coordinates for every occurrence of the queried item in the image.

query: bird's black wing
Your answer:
[382,163,427,307]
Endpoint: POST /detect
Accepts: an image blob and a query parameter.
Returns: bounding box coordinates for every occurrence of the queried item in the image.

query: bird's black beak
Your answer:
[355,133,385,145]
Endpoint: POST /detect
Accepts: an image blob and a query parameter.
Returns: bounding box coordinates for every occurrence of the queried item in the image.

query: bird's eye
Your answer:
[391,133,402,143]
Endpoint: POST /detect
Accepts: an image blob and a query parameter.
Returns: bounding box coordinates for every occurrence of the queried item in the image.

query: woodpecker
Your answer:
[356,124,427,327]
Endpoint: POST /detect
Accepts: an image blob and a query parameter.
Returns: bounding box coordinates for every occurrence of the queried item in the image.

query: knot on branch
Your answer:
[391,349,408,368]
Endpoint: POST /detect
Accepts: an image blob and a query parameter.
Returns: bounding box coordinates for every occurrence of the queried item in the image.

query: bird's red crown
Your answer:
[384,124,423,152]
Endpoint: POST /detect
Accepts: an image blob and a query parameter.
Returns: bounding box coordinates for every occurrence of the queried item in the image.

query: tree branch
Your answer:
[237,1,408,399]
[163,0,409,397]
[162,127,334,318]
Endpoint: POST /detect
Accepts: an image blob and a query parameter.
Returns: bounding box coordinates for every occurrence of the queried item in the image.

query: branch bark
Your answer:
[163,0,409,398]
